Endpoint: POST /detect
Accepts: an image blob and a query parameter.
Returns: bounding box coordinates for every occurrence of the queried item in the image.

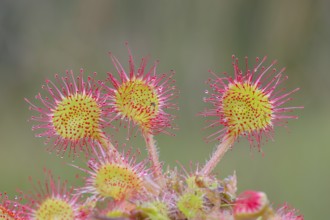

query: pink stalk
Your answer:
[143,133,163,180]
[98,134,120,158]
[201,134,235,176]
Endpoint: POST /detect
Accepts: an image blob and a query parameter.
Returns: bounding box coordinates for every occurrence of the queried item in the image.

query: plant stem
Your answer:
[201,135,235,176]
[143,133,163,179]
[99,133,119,157]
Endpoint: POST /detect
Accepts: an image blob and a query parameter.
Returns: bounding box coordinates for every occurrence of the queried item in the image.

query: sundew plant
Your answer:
[1,44,304,220]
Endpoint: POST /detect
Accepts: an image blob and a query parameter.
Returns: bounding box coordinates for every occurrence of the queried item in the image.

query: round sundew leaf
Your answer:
[177,190,204,219]
[137,201,170,220]
[115,79,159,132]
[103,45,178,136]
[202,56,302,146]
[234,191,269,219]
[25,70,110,158]
[94,163,142,200]
[35,198,75,220]
[222,82,272,137]
[0,205,18,220]
[52,93,103,141]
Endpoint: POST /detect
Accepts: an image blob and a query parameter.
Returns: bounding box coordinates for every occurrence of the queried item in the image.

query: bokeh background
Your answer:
[1,0,329,219]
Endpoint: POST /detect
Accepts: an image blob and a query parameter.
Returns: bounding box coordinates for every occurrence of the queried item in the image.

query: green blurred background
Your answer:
[1,0,329,219]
